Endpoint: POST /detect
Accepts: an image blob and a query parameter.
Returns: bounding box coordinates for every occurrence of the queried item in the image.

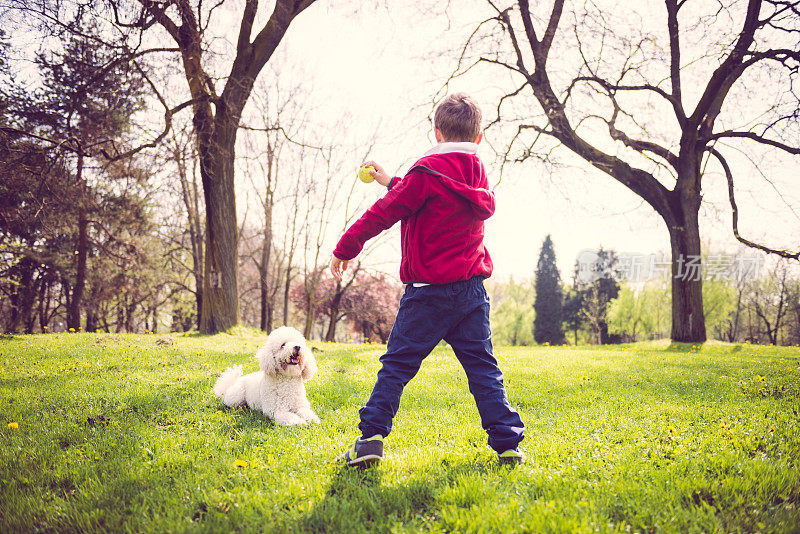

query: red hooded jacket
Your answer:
[333,143,495,284]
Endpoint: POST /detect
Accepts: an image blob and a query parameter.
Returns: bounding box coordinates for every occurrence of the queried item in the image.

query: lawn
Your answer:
[1,330,799,533]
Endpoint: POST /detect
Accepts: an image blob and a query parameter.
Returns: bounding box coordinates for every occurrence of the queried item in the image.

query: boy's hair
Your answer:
[434,93,482,142]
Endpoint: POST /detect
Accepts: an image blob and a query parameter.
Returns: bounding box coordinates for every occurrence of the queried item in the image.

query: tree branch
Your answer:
[136,0,182,43]
[690,0,762,132]
[237,0,258,57]
[665,0,687,125]
[540,0,565,64]
[517,0,541,58]
[705,130,800,155]
[709,146,799,260]
[571,76,683,111]
[608,123,679,168]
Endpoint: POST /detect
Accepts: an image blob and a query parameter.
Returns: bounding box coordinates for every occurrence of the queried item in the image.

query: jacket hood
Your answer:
[412,144,495,220]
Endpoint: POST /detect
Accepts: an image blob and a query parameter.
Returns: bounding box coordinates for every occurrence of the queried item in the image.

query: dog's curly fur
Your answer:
[212,326,319,426]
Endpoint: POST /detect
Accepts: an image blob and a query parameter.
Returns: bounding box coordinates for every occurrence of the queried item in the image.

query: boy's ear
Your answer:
[434,128,443,143]
[474,132,483,144]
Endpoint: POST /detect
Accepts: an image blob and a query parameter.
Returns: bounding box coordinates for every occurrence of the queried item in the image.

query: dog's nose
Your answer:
[293,345,301,352]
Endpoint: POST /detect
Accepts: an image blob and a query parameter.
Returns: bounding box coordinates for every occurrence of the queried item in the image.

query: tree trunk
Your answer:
[599,321,610,344]
[303,293,314,340]
[38,272,51,332]
[67,207,88,331]
[85,310,98,332]
[115,296,125,333]
[9,256,37,333]
[125,299,137,332]
[667,198,707,343]
[259,186,273,332]
[199,141,240,334]
[325,289,344,342]
[67,151,87,331]
[283,265,292,324]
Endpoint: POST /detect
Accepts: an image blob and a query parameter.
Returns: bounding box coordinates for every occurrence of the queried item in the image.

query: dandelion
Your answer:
[233,459,248,468]
[8,422,18,429]
[69,328,75,332]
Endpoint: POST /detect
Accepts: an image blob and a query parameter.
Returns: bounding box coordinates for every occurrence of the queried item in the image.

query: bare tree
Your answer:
[749,260,791,344]
[453,0,800,342]
[163,124,205,328]
[296,139,384,340]
[241,73,317,332]
[581,286,605,344]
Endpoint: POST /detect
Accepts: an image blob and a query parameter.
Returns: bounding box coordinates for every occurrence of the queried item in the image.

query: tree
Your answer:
[166,125,204,329]
[455,0,800,342]
[0,139,70,333]
[562,287,584,345]
[607,285,647,342]
[240,72,316,333]
[288,271,400,342]
[347,274,401,344]
[489,277,535,346]
[7,26,145,330]
[533,235,565,344]
[129,0,318,333]
[749,261,791,345]
[786,279,800,346]
[9,0,320,333]
[1,26,157,333]
[607,282,671,341]
[575,248,621,344]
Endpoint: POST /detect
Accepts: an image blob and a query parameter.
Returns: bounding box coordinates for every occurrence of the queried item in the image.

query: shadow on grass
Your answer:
[214,403,278,431]
[664,342,707,352]
[291,459,509,532]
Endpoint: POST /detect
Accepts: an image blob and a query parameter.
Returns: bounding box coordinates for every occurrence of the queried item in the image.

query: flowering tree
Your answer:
[290,271,401,342]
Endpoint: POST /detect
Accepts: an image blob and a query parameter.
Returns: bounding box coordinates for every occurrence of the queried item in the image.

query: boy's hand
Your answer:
[330,255,349,282]
[362,161,391,187]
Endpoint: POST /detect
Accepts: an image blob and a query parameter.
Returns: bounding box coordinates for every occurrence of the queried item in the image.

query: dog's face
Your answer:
[256,326,317,381]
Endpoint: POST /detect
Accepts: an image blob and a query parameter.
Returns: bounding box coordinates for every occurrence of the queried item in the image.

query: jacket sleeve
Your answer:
[333,172,427,260]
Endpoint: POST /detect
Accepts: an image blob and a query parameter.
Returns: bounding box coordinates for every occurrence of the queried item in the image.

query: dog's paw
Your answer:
[295,408,320,424]
[273,412,305,426]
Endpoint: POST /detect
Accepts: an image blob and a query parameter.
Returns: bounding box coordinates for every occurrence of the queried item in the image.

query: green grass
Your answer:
[1,331,799,533]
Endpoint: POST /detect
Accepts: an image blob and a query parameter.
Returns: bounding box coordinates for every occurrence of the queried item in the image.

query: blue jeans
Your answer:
[358,276,525,453]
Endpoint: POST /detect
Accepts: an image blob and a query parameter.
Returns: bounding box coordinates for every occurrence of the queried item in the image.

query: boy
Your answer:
[330,93,525,467]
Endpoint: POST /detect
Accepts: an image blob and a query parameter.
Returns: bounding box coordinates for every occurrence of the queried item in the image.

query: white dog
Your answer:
[213,326,319,426]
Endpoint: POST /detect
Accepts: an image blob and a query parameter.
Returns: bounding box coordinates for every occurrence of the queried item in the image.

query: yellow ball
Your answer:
[358,166,375,183]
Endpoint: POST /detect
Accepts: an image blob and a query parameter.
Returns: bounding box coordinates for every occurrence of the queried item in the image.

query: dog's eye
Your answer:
[281,343,286,348]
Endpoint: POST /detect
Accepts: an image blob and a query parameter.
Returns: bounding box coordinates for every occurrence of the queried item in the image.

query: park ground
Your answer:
[1,330,799,533]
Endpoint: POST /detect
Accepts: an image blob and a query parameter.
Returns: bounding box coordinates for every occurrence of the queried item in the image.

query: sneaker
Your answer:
[336,435,383,468]
[498,448,524,467]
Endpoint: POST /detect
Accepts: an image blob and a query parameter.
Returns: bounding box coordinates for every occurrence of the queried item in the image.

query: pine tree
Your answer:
[533,235,565,344]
